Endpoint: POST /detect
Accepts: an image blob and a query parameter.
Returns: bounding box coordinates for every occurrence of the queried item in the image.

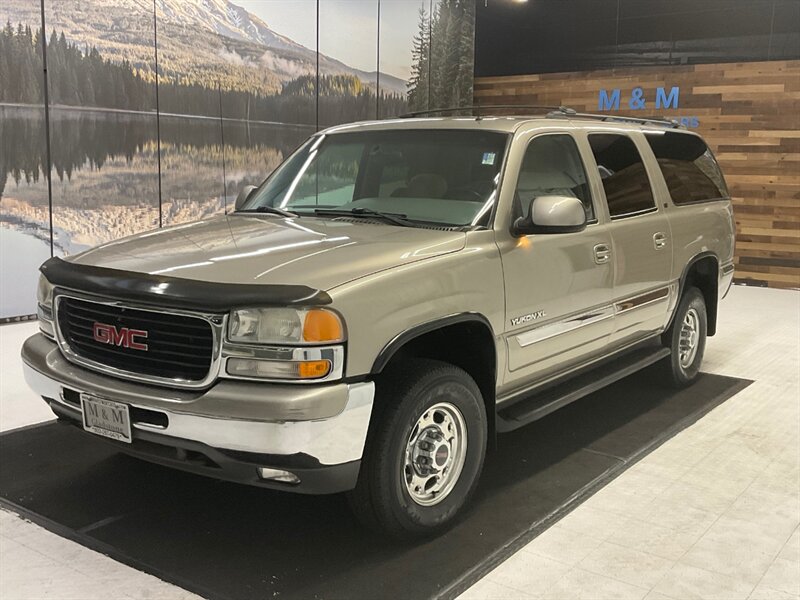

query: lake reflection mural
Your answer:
[0,0,475,319]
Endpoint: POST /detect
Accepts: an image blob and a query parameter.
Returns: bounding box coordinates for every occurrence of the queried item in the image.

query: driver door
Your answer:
[499,133,615,392]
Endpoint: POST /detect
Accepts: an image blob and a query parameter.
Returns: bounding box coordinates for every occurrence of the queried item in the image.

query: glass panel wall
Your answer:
[319,0,378,127]
[44,0,160,255]
[0,10,51,319]
[0,0,476,319]
[428,0,476,111]
[220,1,317,200]
[155,4,225,226]
[378,0,420,118]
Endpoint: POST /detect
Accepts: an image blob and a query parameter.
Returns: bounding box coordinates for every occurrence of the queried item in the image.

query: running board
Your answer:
[496,346,671,433]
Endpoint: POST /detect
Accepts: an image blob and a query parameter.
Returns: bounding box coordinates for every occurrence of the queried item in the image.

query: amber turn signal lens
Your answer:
[297,360,331,379]
[302,310,344,343]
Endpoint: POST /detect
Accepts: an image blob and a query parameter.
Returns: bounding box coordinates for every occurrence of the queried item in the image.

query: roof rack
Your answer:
[397,105,683,129]
[398,105,572,118]
[546,111,682,128]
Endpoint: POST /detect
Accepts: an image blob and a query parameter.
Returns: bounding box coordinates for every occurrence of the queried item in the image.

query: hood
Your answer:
[72,215,466,291]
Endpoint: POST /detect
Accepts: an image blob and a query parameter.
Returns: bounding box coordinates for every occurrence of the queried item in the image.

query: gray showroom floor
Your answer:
[1,284,798,600]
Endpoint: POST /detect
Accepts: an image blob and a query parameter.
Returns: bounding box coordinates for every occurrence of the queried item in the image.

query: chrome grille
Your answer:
[56,296,215,383]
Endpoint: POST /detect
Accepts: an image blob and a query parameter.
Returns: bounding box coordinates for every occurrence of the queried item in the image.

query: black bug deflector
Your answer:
[40,257,332,311]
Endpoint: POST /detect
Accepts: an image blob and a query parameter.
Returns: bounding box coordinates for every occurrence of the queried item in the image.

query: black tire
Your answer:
[660,286,707,388]
[347,358,487,540]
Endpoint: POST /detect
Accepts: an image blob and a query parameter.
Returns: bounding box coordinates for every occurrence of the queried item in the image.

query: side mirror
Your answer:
[235,185,257,211]
[512,195,587,236]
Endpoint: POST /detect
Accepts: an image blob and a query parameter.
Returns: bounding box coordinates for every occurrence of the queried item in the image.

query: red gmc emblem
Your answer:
[92,322,149,351]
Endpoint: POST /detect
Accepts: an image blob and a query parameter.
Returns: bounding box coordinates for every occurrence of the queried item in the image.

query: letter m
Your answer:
[656,86,680,109]
[598,89,620,111]
[111,326,127,346]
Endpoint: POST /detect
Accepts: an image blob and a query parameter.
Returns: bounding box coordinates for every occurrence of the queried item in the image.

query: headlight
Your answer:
[227,357,332,380]
[37,274,54,308]
[228,308,344,345]
[225,308,345,381]
[36,274,55,339]
[223,342,345,382]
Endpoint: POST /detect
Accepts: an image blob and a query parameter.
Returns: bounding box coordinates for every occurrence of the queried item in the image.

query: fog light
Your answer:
[226,357,331,380]
[258,467,300,485]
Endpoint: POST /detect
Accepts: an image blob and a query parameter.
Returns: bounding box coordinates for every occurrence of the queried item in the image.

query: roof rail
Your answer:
[396,105,683,129]
[548,111,682,128]
[398,105,575,118]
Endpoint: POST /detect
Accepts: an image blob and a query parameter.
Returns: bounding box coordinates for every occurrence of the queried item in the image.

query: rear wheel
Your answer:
[347,359,487,540]
[661,286,707,388]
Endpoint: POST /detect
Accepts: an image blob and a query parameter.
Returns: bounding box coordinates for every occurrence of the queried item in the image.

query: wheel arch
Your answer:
[371,313,498,444]
[672,252,720,336]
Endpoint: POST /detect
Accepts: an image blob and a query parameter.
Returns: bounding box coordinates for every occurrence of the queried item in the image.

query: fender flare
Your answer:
[370,312,496,374]
[669,251,720,336]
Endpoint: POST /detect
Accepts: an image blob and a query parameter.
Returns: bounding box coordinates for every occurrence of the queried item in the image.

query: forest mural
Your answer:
[0,0,476,319]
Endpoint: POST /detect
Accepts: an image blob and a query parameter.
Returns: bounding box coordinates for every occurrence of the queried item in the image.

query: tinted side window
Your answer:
[515,134,594,220]
[645,132,729,204]
[589,134,656,218]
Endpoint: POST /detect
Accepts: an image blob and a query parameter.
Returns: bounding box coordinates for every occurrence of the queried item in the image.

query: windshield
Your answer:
[242,129,510,227]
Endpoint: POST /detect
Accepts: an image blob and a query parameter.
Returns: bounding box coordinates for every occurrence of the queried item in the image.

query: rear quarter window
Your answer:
[588,134,656,218]
[645,132,729,205]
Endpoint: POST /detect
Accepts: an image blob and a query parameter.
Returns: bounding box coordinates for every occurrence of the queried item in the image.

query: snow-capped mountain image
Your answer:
[156,0,305,54]
[3,0,407,98]
[0,0,475,321]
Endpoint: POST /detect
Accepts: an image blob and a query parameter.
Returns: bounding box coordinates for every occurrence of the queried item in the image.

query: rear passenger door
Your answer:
[586,132,673,348]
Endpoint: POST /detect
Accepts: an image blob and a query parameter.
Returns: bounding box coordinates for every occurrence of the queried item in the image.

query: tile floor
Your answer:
[460,285,800,600]
[1,285,798,600]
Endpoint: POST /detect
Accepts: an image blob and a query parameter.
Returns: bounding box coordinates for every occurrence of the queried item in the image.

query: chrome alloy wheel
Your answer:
[403,402,468,507]
[679,307,700,368]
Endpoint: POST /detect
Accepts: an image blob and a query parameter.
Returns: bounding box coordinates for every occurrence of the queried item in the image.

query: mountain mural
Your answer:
[0,0,476,320]
[2,0,407,97]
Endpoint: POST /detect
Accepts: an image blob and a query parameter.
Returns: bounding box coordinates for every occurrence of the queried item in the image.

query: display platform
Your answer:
[0,370,749,600]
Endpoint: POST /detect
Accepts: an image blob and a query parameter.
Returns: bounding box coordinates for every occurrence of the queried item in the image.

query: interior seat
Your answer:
[392,173,448,199]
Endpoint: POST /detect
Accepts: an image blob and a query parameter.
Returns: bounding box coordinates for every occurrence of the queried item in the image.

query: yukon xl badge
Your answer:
[510,310,546,327]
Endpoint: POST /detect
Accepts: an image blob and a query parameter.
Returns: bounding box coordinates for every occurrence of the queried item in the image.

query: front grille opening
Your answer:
[62,388,81,407]
[176,448,220,468]
[130,406,168,428]
[57,296,214,383]
[128,438,220,469]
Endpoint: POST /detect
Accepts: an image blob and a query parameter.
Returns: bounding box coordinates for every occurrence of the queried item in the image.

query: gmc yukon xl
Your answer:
[22,109,735,538]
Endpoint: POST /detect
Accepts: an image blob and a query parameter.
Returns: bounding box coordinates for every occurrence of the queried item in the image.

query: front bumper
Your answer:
[21,334,375,494]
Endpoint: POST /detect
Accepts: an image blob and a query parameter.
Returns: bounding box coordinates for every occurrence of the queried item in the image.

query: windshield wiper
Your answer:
[238,205,298,218]
[313,207,415,228]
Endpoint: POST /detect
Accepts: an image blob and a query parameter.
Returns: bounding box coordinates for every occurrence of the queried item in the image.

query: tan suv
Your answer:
[22,108,735,538]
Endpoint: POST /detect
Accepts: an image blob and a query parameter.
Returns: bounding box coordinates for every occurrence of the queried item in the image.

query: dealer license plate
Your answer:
[80,394,132,443]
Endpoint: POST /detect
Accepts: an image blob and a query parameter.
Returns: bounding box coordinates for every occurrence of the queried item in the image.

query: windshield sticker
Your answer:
[482,152,496,166]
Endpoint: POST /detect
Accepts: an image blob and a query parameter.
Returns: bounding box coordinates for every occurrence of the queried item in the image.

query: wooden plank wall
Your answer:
[474,60,800,289]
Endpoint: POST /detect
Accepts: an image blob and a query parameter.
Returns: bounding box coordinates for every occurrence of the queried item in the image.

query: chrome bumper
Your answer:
[22,334,374,490]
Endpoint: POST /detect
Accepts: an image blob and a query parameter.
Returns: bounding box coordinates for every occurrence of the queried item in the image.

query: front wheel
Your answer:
[347,359,487,540]
[661,286,707,388]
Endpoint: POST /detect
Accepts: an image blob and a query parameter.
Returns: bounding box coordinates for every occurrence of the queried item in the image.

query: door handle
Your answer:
[593,243,611,265]
[653,232,668,250]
